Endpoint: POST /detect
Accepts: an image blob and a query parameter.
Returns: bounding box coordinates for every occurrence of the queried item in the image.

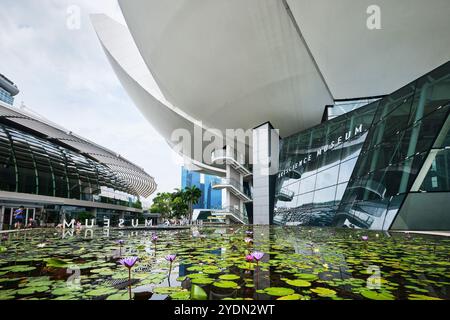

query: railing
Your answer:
[212,178,252,199]
[214,206,248,224]
[276,187,295,201]
[211,150,252,176]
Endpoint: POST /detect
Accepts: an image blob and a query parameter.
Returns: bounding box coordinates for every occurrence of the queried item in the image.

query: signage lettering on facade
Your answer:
[278,124,364,179]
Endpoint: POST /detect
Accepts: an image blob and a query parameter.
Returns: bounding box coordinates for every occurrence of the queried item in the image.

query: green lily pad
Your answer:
[106,292,131,300]
[85,287,118,297]
[360,289,394,300]
[0,246,7,253]
[263,287,295,296]
[191,285,208,300]
[191,277,214,285]
[408,294,442,300]
[277,294,304,300]
[219,274,240,281]
[17,286,50,295]
[284,279,311,287]
[310,287,337,297]
[213,280,239,289]
[45,258,69,268]
[295,273,318,281]
[170,290,191,300]
[51,286,81,296]
[1,265,36,273]
[153,287,184,295]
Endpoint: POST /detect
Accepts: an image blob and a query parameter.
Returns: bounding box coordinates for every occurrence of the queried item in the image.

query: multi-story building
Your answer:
[181,167,222,209]
[0,99,157,230]
[92,0,450,230]
[0,74,19,105]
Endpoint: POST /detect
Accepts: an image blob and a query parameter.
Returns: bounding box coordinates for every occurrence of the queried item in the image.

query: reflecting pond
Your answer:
[0,226,449,300]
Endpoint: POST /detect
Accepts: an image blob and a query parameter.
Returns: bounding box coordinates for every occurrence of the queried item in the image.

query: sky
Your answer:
[0,0,182,204]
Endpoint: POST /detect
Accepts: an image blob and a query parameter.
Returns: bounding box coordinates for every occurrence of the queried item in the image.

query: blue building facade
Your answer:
[181,167,222,209]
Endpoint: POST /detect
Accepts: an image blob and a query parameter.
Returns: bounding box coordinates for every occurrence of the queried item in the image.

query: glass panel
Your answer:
[315,165,339,189]
[420,149,450,192]
[313,186,336,206]
[299,174,316,194]
[338,157,358,184]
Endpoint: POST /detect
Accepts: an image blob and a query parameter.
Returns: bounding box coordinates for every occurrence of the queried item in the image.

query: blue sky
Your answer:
[0,0,182,203]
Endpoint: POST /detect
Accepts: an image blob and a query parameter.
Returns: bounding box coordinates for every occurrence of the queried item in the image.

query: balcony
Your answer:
[212,206,248,224]
[212,178,252,202]
[211,150,252,178]
[276,187,295,202]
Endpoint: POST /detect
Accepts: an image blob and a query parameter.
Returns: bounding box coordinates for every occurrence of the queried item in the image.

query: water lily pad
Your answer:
[45,258,69,268]
[360,289,394,300]
[153,287,184,295]
[277,294,304,300]
[0,246,6,253]
[284,279,311,287]
[191,284,208,300]
[17,286,50,295]
[310,287,337,297]
[106,292,130,300]
[219,274,240,280]
[170,290,191,300]
[85,287,118,297]
[191,277,214,285]
[0,265,36,273]
[213,280,239,289]
[295,273,318,281]
[52,286,81,296]
[263,287,295,296]
[408,294,442,300]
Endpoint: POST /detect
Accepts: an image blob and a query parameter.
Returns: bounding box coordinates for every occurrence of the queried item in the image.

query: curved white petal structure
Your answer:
[92,0,450,172]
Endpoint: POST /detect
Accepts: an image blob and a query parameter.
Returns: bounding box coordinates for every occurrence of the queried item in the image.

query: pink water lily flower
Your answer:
[165,254,176,262]
[361,235,369,241]
[245,254,254,262]
[244,237,253,244]
[119,256,138,269]
[251,251,264,262]
[151,234,158,242]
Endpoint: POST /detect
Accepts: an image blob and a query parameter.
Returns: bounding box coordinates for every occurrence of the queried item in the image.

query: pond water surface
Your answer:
[0,226,449,300]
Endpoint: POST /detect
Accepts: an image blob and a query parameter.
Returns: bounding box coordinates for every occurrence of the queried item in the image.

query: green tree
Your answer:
[184,185,202,224]
[150,192,173,218]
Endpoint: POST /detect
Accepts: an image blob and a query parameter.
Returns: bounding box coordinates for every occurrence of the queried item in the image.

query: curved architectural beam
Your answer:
[117,0,333,137]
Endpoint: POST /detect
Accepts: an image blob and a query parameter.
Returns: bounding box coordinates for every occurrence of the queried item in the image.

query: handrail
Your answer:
[212,178,252,198]
[211,150,252,172]
[277,187,295,198]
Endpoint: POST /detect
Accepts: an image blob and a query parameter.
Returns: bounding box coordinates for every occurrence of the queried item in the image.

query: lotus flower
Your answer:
[251,251,264,263]
[119,256,138,269]
[165,254,177,262]
[166,254,177,280]
[245,254,254,262]
[361,235,369,241]
[119,256,138,300]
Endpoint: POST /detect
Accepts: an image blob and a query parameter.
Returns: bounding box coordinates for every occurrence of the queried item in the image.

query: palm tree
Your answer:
[184,186,202,225]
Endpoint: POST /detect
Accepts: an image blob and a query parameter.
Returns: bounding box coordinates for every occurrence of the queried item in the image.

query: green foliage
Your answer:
[149,186,203,221]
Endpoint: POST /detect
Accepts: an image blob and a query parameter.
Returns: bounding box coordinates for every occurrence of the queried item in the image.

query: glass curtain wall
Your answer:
[0,122,139,207]
[275,61,450,230]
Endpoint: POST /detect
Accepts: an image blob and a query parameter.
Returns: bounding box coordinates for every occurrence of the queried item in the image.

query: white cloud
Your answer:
[0,0,182,201]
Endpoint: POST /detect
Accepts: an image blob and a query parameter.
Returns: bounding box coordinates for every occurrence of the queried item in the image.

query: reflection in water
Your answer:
[0,226,448,300]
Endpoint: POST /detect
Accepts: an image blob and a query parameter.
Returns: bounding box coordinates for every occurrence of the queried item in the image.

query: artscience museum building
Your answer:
[92,0,450,230]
